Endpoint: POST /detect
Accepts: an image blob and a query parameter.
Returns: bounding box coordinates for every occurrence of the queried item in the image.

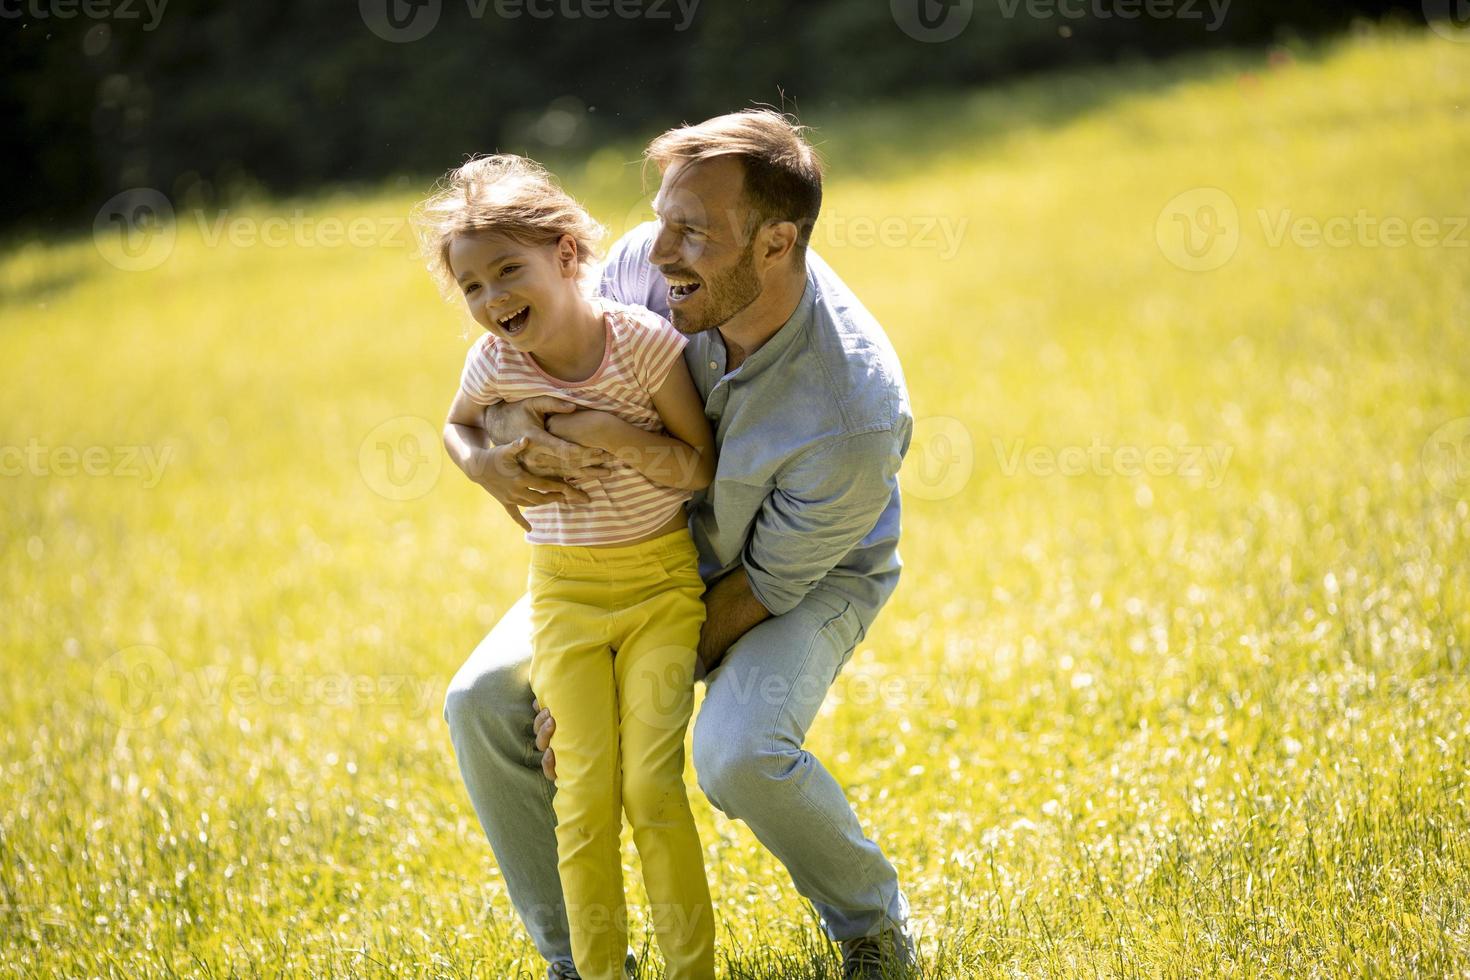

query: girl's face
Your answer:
[448,231,581,352]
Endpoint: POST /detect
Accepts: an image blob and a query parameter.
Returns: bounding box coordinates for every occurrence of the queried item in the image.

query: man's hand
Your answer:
[697,567,773,677]
[545,410,618,452]
[532,697,557,782]
[486,396,616,481]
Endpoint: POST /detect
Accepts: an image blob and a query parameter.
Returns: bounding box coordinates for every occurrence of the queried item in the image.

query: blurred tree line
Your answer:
[1,0,1425,228]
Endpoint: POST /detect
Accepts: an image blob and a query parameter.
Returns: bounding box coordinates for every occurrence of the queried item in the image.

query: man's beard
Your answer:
[668,240,761,336]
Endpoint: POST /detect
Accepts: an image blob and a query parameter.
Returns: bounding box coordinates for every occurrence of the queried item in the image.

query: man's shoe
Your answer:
[545,950,638,980]
[840,923,916,979]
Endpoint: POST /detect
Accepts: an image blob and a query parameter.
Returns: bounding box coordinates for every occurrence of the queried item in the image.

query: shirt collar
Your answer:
[725,270,816,381]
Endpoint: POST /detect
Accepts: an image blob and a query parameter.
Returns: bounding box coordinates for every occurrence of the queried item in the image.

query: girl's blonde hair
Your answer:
[413,154,604,297]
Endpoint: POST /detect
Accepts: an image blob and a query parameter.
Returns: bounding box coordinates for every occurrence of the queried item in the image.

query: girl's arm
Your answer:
[443,389,588,530]
[546,360,715,491]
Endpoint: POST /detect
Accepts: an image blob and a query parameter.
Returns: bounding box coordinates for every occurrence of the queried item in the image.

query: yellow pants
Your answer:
[527,529,715,980]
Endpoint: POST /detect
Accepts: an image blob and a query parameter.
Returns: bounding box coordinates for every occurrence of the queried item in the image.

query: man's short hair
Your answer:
[646,109,824,252]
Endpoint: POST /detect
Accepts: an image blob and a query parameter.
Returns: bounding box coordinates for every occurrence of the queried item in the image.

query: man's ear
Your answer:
[758,220,799,271]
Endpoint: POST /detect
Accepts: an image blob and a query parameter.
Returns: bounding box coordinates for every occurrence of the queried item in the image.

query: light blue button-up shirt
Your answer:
[598,222,912,629]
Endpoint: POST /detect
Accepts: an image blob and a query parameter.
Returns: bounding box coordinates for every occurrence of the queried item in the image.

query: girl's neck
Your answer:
[528,294,606,382]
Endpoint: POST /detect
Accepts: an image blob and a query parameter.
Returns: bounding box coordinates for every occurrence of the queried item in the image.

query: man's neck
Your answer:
[717,264,807,372]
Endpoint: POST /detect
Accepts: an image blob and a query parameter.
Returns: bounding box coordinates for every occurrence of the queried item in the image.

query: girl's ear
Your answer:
[556,234,579,277]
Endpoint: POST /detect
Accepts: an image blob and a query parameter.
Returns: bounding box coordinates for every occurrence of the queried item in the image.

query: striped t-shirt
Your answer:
[459,298,693,546]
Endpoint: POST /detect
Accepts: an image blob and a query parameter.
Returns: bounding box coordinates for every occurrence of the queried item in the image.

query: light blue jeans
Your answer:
[443,586,909,967]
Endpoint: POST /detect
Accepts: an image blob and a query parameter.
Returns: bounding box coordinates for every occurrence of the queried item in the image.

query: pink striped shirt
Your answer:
[459,298,693,546]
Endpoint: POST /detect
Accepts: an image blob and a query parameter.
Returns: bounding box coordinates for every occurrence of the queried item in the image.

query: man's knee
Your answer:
[443,594,535,731]
[692,719,797,815]
[443,656,530,738]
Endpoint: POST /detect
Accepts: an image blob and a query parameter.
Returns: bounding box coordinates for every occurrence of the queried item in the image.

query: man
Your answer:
[442,110,915,979]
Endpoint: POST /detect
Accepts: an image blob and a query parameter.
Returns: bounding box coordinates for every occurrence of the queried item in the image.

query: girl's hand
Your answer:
[463,438,584,530]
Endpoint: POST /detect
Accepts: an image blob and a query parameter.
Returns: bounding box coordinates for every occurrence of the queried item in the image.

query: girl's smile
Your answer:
[494,304,532,336]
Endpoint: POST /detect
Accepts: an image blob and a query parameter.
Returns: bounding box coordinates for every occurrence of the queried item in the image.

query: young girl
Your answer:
[418,155,716,980]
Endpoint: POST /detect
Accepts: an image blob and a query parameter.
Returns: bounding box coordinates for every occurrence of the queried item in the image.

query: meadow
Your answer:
[2,24,1469,978]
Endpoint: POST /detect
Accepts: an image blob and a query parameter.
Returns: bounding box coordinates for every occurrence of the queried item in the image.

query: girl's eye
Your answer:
[464,283,480,294]
[501,265,520,276]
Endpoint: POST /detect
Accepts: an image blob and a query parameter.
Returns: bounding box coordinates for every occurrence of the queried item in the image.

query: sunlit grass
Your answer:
[3,25,1468,978]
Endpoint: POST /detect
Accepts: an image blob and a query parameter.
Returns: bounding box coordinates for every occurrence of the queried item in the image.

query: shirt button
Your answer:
[708,361,718,371]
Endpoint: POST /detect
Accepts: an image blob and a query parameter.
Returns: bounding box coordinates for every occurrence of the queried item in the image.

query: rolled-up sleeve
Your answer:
[742,427,904,616]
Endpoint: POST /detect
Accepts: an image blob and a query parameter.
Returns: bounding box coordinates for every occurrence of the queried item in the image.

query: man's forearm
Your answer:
[698,567,771,673]
[581,414,712,490]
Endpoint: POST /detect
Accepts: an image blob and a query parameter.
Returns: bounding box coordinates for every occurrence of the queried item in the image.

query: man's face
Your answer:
[649,156,763,336]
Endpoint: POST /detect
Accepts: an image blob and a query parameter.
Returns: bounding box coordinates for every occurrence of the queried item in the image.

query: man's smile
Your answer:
[664,272,702,305]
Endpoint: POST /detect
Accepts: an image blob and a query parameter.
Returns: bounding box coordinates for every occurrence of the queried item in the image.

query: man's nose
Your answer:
[649,221,678,266]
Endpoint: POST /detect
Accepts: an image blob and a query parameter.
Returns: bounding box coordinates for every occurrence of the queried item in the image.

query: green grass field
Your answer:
[3,25,1469,978]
